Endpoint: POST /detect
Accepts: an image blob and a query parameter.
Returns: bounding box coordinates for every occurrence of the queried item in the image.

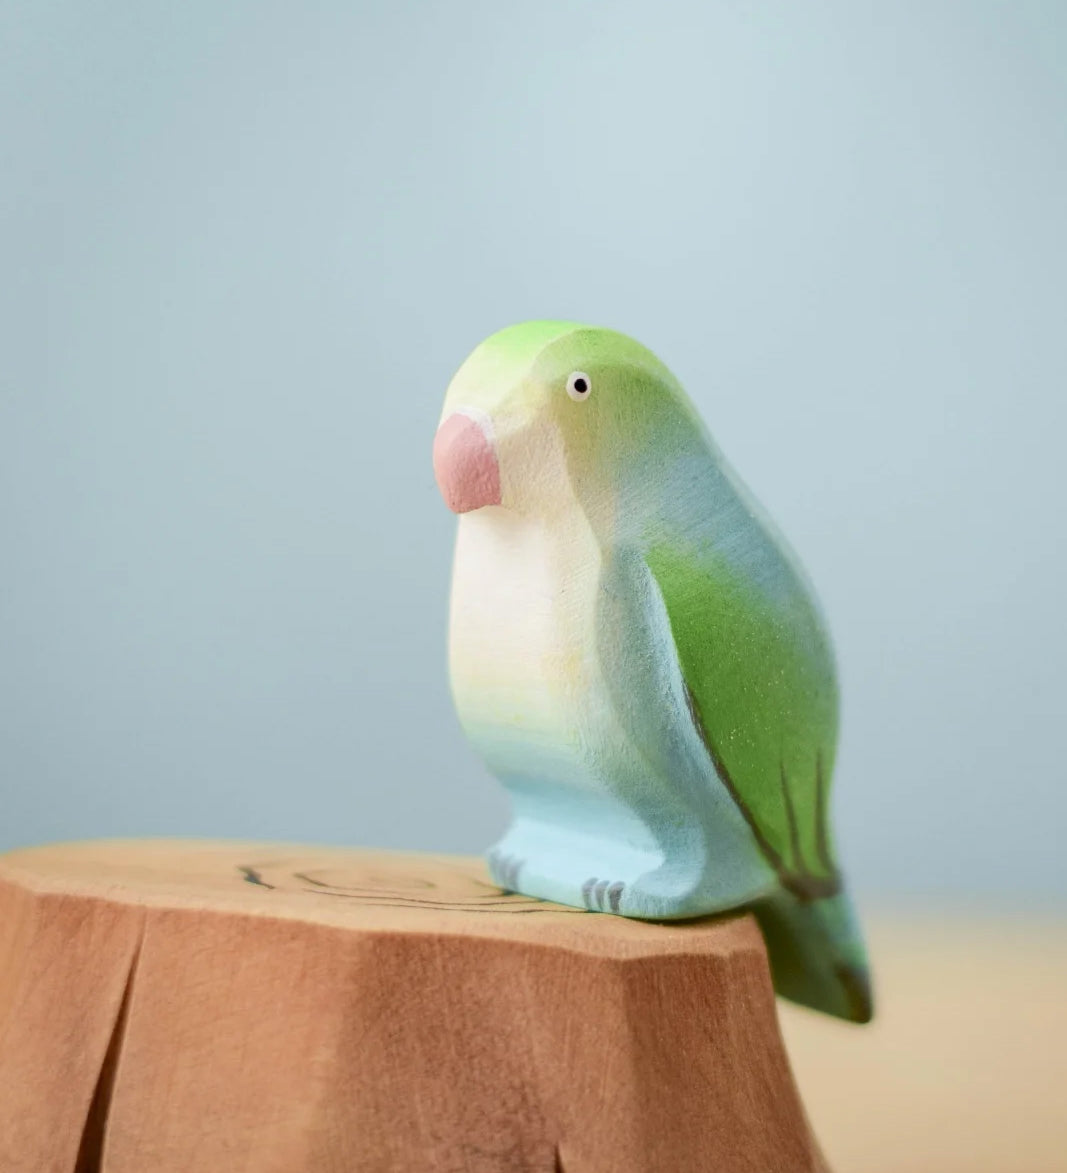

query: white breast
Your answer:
[448,506,603,746]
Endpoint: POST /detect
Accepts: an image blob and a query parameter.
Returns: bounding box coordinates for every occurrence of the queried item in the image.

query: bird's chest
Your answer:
[448,509,604,745]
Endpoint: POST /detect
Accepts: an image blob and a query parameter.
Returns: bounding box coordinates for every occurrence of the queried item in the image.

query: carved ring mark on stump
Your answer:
[234,858,585,914]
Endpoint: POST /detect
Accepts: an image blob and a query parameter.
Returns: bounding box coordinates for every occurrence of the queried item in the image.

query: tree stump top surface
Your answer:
[0,838,762,962]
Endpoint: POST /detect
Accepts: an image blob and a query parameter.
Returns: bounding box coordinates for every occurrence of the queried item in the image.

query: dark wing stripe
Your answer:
[780,761,804,874]
[683,682,787,875]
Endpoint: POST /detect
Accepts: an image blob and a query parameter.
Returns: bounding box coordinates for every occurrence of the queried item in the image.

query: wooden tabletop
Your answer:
[780,912,1067,1173]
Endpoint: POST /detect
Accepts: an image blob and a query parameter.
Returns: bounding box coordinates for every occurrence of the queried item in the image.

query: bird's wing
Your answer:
[644,540,841,898]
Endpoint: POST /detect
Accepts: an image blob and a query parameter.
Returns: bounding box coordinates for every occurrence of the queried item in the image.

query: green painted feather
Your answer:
[645,542,840,900]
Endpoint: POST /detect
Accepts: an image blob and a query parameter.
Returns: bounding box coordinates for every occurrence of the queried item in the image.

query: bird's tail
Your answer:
[750,887,873,1023]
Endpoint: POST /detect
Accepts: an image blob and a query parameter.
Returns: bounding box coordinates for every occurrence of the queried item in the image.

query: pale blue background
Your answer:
[2,1,1064,904]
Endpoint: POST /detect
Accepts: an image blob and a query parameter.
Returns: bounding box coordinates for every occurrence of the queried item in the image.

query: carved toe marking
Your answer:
[488,850,523,893]
[582,877,625,912]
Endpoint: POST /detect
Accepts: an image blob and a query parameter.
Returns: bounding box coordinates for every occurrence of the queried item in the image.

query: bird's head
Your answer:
[433,321,700,523]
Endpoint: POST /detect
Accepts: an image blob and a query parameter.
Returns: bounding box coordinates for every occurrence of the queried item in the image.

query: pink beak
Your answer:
[433,413,502,514]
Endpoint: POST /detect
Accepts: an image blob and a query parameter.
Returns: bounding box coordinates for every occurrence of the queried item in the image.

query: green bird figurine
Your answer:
[433,321,872,1022]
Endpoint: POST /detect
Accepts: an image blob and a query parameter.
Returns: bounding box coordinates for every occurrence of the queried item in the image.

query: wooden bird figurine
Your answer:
[434,321,872,1022]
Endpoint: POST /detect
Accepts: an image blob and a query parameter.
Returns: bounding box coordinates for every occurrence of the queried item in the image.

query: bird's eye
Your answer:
[566,371,592,402]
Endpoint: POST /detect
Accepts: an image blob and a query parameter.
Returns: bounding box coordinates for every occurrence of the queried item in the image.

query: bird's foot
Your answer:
[580,877,626,913]
[487,849,524,893]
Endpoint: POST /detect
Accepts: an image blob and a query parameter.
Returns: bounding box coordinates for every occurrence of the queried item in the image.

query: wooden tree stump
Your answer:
[0,840,828,1172]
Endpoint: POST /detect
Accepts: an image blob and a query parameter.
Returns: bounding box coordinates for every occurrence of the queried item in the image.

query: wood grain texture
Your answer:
[0,840,827,1173]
